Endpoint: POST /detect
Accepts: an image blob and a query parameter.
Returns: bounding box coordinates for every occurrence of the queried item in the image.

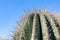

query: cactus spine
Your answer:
[13,10,60,40]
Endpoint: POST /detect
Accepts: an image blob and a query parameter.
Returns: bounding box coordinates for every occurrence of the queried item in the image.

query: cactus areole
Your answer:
[13,10,60,40]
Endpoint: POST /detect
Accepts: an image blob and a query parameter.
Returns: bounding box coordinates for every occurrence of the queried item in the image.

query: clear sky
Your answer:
[0,0,60,39]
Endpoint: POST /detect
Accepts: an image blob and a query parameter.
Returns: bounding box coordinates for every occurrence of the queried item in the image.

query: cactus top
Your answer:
[13,10,60,40]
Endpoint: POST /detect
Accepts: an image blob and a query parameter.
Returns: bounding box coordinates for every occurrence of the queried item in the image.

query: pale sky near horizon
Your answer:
[0,0,60,39]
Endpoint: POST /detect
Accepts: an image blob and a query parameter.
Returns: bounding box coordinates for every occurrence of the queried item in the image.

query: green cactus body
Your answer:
[13,10,60,40]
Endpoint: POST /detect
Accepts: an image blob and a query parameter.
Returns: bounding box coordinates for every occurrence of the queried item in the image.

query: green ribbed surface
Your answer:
[13,11,60,40]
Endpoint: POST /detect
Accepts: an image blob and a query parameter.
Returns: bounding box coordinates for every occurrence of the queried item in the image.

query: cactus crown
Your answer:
[13,10,60,40]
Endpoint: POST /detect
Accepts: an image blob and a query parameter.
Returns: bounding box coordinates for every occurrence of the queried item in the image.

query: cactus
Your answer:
[13,10,60,40]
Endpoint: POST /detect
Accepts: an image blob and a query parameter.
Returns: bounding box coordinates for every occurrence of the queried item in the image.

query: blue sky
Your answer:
[0,0,60,39]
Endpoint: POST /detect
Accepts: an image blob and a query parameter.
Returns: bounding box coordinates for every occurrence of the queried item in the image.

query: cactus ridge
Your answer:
[44,15,56,40]
[13,10,60,40]
[51,15,60,36]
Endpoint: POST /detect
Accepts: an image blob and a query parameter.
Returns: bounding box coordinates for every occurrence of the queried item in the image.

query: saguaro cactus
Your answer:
[13,10,60,40]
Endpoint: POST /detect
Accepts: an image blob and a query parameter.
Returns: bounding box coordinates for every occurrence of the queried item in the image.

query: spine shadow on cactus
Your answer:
[44,15,56,40]
[37,14,43,40]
